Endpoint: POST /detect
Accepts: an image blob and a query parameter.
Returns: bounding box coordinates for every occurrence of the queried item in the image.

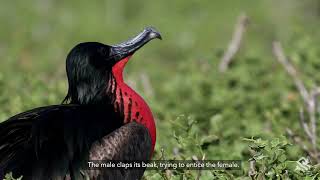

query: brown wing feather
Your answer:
[86,122,152,180]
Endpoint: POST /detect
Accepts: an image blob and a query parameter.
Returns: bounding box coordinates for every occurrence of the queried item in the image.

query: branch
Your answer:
[309,87,320,148]
[286,128,318,161]
[127,77,137,90]
[273,41,320,162]
[219,13,249,72]
[299,108,313,143]
[140,72,154,98]
[272,41,310,105]
[194,154,205,180]
[248,159,256,179]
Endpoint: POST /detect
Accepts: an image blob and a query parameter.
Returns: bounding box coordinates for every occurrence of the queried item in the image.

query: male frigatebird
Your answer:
[0,27,161,180]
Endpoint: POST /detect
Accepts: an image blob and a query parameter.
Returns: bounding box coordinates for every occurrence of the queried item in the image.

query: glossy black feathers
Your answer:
[64,43,113,104]
[0,104,124,179]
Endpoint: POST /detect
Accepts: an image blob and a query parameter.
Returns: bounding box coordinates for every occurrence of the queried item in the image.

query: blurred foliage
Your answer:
[1,0,320,179]
[245,137,320,179]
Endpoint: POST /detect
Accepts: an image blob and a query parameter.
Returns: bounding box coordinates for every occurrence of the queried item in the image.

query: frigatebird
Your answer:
[0,27,161,180]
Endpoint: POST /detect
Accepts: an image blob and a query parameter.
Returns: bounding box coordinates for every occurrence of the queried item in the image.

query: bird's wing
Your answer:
[0,105,66,170]
[0,104,123,180]
[85,121,152,180]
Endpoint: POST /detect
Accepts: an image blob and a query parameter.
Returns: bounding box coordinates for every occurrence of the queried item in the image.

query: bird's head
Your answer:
[63,27,161,104]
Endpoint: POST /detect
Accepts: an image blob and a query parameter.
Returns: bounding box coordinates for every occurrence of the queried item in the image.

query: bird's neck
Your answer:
[109,57,156,152]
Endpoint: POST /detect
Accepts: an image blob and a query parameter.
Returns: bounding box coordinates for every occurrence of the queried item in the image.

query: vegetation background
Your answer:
[1,0,320,179]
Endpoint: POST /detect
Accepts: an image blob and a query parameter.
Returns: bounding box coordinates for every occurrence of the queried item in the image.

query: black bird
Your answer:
[0,27,161,180]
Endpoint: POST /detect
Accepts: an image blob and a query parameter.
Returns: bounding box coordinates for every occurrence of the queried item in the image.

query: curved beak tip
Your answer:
[150,32,162,40]
[145,26,162,40]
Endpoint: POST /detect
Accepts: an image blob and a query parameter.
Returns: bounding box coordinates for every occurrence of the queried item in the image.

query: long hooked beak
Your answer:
[109,27,162,61]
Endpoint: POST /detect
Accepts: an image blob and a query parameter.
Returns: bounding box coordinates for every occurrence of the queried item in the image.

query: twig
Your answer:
[248,159,256,179]
[192,154,205,180]
[273,41,320,162]
[219,13,249,72]
[159,148,165,160]
[272,41,310,106]
[158,148,172,180]
[299,108,313,143]
[127,77,137,90]
[309,87,320,147]
[140,72,154,98]
[286,128,318,161]
[173,147,180,157]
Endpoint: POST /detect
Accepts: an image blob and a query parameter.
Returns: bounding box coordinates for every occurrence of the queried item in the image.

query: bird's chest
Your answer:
[113,84,156,150]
